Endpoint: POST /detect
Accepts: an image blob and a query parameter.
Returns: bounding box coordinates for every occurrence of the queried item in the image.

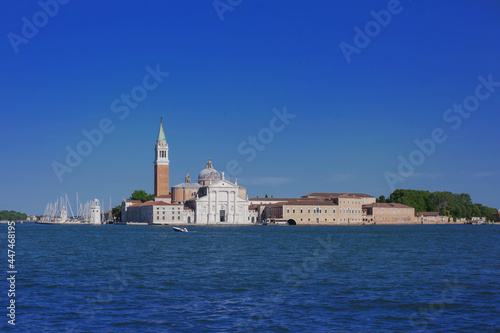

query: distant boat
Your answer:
[173,227,188,233]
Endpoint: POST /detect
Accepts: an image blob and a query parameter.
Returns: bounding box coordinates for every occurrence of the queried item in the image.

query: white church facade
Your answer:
[193,179,250,224]
[174,159,254,225]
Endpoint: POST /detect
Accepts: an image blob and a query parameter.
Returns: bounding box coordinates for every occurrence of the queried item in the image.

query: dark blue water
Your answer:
[2,224,500,332]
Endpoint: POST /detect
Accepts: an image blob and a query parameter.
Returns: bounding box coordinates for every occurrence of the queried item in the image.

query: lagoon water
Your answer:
[5,224,500,332]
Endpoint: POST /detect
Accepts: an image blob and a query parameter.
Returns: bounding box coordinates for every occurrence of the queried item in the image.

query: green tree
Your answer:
[386,189,497,220]
[128,190,154,202]
[472,204,481,218]
[376,195,386,203]
[431,191,453,212]
[0,210,27,220]
[451,206,463,220]
[112,205,122,222]
[389,189,429,212]
[441,209,451,217]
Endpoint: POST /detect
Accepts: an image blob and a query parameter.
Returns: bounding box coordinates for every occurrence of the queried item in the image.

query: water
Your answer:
[3,224,500,332]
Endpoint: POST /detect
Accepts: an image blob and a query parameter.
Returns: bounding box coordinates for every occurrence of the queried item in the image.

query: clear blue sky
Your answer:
[1,0,499,215]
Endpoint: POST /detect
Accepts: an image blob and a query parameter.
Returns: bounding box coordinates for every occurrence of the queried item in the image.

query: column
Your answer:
[233,191,237,223]
[215,190,218,222]
[207,189,210,224]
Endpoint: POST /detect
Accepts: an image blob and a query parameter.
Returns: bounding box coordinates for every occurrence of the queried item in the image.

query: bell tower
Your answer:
[154,117,169,197]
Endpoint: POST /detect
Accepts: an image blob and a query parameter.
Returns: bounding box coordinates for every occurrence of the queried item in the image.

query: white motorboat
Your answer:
[173,227,188,233]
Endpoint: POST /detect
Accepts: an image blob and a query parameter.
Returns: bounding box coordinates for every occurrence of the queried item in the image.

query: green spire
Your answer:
[157,117,166,142]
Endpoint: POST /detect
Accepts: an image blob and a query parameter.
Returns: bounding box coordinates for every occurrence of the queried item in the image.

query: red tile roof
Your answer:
[130,201,182,207]
[303,192,375,198]
[261,199,339,207]
[416,212,440,216]
[249,197,312,202]
[363,203,413,209]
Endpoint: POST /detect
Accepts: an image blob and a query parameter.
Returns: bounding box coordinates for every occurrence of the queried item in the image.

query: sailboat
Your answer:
[38,195,81,224]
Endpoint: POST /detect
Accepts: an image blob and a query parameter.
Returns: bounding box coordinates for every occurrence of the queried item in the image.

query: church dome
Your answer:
[198,158,220,183]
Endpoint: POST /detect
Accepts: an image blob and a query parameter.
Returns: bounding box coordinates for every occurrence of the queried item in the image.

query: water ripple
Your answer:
[3,224,499,332]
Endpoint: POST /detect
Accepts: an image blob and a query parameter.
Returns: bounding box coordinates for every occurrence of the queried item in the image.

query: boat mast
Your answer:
[108,197,113,222]
[65,193,75,220]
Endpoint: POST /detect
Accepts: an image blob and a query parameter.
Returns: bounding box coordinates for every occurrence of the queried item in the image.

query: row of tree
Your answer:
[0,210,27,221]
[377,189,498,221]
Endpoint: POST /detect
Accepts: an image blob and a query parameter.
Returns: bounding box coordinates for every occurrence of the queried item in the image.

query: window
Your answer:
[293,209,295,214]
[178,216,180,220]
[308,209,311,214]
[325,209,327,214]
[300,209,303,214]
[287,208,290,214]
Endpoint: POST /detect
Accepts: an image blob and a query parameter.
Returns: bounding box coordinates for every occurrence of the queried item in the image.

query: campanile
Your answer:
[154,117,169,197]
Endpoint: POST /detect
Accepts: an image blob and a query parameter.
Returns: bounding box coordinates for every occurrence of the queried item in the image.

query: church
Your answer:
[121,119,256,224]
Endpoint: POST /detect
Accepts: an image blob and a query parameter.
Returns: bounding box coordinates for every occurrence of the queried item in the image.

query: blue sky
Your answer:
[1,0,499,215]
